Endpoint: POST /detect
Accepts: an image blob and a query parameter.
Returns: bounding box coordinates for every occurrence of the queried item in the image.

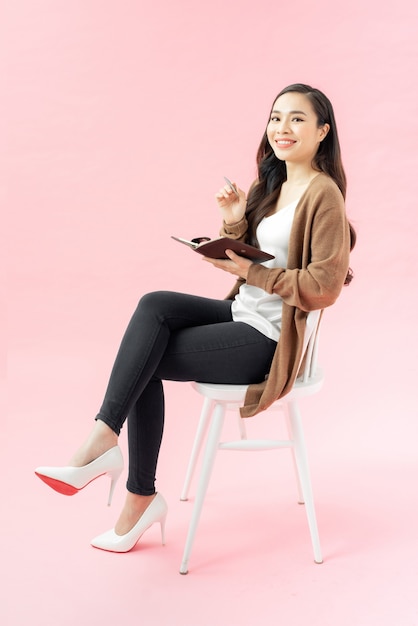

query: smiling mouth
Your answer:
[275,140,296,147]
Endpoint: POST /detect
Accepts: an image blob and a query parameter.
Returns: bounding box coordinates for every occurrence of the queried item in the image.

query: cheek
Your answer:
[266,125,275,148]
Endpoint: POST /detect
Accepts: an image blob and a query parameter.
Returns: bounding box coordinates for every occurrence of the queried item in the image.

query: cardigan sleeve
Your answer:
[219,216,249,240]
[245,182,351,311]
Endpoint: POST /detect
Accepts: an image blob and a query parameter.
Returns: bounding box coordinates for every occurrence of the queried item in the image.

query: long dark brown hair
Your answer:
[246,83,356,284]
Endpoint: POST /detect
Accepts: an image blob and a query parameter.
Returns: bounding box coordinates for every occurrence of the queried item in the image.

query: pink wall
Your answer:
[5,0,418,434]
[3,1,418,624]
[5,0,418,308]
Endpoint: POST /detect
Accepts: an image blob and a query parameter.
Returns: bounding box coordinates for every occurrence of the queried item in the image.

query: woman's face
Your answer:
[266,92,329,166]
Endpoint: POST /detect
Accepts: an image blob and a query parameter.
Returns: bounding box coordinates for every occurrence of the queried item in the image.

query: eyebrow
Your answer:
[271,109,308,115]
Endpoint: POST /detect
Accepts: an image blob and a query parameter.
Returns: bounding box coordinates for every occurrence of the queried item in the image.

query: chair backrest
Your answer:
[299,310,321,383]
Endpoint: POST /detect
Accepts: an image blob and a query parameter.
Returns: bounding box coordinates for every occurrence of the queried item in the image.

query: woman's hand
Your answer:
[203,249,252,280]
[215,181,247,225]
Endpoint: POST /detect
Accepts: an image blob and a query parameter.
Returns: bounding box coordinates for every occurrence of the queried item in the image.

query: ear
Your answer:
[319,123,330,142]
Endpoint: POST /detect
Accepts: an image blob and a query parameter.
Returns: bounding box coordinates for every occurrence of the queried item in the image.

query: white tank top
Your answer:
[231,199,298,341]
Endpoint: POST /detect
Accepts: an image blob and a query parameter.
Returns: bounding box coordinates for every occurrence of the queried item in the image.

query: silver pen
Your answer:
[223,176,240,198]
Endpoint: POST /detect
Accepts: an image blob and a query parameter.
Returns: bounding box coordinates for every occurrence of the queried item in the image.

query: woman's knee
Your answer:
[136,291,175,317]
[138,291,165,308]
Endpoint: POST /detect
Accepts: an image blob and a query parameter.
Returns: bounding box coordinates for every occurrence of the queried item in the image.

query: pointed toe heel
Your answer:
[35,446,124,505]
[91,493,168,553]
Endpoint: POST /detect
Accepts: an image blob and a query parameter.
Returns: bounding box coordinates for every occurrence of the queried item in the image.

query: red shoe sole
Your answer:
[35,473,80,496]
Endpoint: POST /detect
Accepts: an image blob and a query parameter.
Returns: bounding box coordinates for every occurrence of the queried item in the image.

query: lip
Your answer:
[275,139,296,148]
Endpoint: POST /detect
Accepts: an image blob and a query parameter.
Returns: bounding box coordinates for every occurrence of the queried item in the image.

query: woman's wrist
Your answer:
[223,216,247,228]
[220,216,248,239]
[224,219,243,226]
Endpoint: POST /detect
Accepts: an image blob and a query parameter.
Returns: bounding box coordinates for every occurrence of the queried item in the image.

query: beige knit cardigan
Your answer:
[220,173,351,418]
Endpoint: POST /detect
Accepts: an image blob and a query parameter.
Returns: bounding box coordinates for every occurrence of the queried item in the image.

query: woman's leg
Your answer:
[98,291,235,433]
[126,313,277,495]
[113,313,276,534]
[72,291,276,535]
[73,291,236,533]
[70,291,234,468]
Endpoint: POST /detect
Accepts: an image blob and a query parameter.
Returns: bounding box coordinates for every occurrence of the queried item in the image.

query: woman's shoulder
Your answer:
[310,172,341,192]
[306,173,344,205]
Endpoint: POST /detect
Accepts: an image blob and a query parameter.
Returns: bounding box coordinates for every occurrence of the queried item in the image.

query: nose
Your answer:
[276,118,290,134]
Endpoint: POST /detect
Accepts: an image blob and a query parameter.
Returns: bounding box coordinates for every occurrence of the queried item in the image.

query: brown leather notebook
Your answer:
[171,236,274,263]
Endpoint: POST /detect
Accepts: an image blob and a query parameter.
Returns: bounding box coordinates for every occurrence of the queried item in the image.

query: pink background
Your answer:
[3,1,418,624]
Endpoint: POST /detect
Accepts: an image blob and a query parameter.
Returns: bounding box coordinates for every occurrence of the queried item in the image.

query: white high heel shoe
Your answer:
[91,492,168,552]
[35,446,124,506]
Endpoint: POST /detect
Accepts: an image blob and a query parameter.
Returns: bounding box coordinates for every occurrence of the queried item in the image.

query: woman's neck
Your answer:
[272,165,320,214]
[284,163,319,187]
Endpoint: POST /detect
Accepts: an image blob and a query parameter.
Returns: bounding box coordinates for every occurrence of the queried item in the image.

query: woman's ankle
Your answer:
[69,421,118,466]
[114,492,156,535]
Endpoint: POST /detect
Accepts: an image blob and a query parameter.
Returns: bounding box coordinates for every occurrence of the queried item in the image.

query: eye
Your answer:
[270,115,280,122]
[292,117,304,122]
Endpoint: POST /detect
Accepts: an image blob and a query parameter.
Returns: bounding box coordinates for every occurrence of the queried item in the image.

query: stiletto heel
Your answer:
[35,446,124,506]
[91,492,168,552]
[107,466,123,506]
[160,510,167,545]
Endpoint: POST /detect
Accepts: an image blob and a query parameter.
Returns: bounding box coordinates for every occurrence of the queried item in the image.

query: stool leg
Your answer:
[180,397,214,501]
[238,413,247,439]
[284,406,304,504]
[288,400,323,564]
[180,402,225,574]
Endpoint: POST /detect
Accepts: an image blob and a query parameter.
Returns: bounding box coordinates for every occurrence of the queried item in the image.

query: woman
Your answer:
[35,84,355,553]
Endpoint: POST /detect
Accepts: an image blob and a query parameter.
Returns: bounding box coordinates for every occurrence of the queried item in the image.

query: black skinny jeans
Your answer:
[96,291,277,495]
